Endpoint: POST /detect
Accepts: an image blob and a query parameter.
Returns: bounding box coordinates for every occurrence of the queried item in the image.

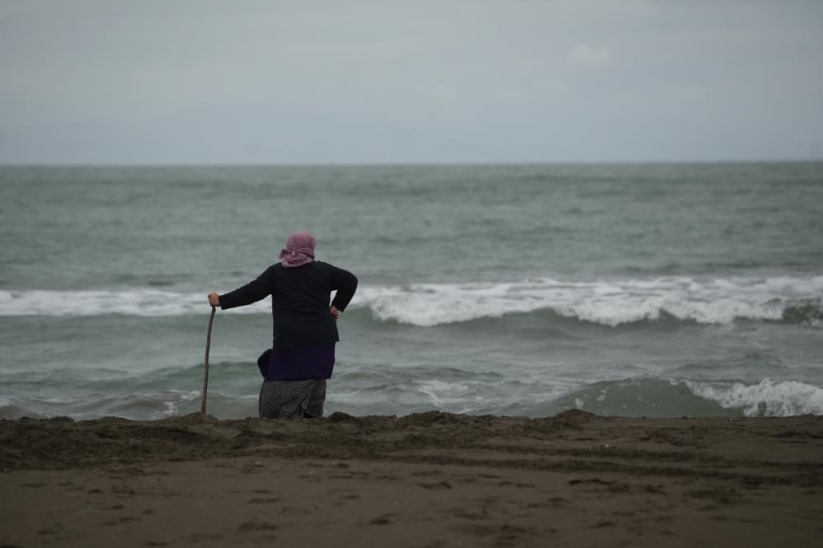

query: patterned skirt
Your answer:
[258,379,327,419]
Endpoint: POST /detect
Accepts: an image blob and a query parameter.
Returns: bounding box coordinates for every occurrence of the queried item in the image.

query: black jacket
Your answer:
[218,261,358,350]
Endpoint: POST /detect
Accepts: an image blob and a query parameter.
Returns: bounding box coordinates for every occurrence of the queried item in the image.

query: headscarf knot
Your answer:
[278,231,316,268]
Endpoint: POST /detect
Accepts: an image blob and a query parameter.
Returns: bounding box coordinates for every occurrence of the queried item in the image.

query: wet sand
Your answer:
[1,410,822,547]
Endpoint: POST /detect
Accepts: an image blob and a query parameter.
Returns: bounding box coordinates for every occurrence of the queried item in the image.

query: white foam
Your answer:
[416,379,470,406]
[684,378,823,417]
[353,275,823,327]
[0,289,270,317]
[2,275,821,326]
[358,282,548,327]
[151,390,201,420]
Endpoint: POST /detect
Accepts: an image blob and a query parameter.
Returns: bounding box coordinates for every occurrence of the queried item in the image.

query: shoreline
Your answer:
[2,411,822,547]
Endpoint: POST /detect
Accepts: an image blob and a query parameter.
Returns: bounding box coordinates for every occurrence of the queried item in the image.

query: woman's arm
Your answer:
[215,267,276,310]
[330,266,358,312]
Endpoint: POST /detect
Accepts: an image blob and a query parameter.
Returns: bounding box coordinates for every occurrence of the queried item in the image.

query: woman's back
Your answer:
[218,260,358,350]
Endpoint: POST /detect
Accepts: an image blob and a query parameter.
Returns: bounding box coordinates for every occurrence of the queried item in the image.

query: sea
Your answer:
[1,163,822,421]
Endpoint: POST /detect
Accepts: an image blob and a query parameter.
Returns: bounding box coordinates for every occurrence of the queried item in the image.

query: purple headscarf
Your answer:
[279,231,316,268]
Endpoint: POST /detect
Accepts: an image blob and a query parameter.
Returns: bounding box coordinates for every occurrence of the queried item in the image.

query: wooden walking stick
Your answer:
[201,305,216,416]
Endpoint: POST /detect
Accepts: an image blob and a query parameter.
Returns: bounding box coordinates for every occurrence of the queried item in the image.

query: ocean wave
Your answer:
[683,378,823,417]
[3,362,820,419]
[353,276,823,327]
[2,276,822,327]
[0,363,260,420]
[0,389,205,421]
[546,378,823,418]
[0,289,219,317]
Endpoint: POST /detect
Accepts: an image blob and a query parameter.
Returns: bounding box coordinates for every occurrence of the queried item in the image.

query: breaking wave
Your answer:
[355,277,823,327]
[1,276,821,327]
[683,378,823,417]
[550,378,823,418]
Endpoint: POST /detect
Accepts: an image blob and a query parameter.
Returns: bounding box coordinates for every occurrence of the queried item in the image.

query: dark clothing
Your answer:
[219,259,356,419]
[218,261,358,351]
[256,343,336,381]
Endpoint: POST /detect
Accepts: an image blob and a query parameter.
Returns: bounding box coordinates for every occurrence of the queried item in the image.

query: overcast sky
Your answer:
[1,0,822,164]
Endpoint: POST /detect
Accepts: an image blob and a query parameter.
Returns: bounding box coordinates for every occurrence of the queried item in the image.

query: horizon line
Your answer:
[1,158,822,169]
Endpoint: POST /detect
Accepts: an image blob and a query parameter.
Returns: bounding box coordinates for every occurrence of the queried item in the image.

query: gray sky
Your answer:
[2,0,822,164]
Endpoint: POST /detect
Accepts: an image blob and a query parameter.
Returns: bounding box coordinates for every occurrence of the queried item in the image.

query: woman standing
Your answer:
[208,232,358,419]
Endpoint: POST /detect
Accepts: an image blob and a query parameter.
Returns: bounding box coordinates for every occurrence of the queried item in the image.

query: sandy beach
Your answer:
[1,410,822,547]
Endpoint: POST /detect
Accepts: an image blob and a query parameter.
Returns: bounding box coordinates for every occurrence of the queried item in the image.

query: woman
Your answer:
[207,231,358,419]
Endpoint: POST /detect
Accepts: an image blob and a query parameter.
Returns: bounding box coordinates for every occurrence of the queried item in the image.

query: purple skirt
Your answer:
[256,343,336,381]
